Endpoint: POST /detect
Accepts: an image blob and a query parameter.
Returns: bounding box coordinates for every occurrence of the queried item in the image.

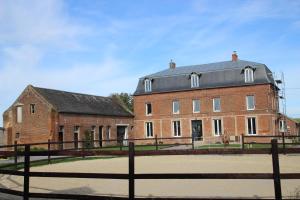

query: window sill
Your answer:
[173,135,182,138]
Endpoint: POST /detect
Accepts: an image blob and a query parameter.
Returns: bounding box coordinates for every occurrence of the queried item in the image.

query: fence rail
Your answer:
[0,139,300,199]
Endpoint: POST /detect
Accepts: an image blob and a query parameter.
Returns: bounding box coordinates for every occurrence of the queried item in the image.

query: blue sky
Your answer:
[0,0,300,126]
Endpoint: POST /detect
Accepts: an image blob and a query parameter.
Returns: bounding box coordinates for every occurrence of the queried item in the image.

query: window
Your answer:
[16,132,20,139]
[245,68,254,83]
[193,100,200,113]
[173,100,180,114]
[59,126,64,133]
[17,106,22,123]
[213,98,221,112]
[145,122,153,138]
[247,117,257,135]
[146,103,152,115]
[246,95,255,110]
[73,126,80,149]
[213,119,222,136]
[279,120,286,132]
[191,73,199,88]
[74,126,80,134]
[58,126,64,149]
[30,104,35,114]
[91,126,96,138]
[173,121,181,137]
[144,79,152,92]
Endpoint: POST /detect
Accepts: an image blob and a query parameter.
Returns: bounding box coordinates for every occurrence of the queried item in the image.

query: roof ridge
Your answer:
[33,86,110,99]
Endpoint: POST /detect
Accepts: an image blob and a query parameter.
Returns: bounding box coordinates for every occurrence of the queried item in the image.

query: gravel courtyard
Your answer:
[1,154,300,199]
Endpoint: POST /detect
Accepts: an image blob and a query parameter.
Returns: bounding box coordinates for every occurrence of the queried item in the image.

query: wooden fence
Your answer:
[0,139,300,199]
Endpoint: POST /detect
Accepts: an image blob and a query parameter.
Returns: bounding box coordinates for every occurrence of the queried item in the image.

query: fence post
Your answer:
[48,139,51,164]
[155,135,158,151]
[129,142,135,200]
[281,132,285,154]
[119,140,123,151]
[23,145,30,200]
[82,140,85,158]
[14,140,18,169]
[192,135,195,150]
[271,139,282,200]
[241,134,244,150]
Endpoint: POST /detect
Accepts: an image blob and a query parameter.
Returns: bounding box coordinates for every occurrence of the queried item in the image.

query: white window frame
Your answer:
[213,98,221,112]
[247,117,257,135]
[144,79,152,92]
[213,119,222,136]
[91,125,96,146]
[17,106,23,123]
[245,68,254,83]
[145,122,154,138]
[279,120,286,132]
[145,103,152,116]
[246,95,255,110]
[172,120,181,137]
[30,104,35,114]
[73,126,80,147]
[193,99,200,113]
[106,126,111,140]
[191,74,199,88]
[172,100,180,114]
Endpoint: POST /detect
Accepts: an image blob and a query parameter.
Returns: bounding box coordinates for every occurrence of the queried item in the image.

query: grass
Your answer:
[94,144,173,151]
[196,144,241,149]
[0,156,116,170]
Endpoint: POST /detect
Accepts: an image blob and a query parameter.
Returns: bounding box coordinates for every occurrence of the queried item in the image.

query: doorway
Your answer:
[99,126,103,147]
[191,120,203,141]
[117,126,128,146]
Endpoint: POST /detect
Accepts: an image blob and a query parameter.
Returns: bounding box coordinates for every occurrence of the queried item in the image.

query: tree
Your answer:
[110,93,134,112]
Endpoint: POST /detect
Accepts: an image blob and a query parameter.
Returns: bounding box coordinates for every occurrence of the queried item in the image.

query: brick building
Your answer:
[3,85,134,148]
[0,127,4,146]
[133,52,299,144]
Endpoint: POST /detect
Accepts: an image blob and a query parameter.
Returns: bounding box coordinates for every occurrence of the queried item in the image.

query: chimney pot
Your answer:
[232,51,238,62]
[169,59,176,69]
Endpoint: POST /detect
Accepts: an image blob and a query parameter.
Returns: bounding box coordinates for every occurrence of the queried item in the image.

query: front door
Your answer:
[117,126,126,145]
[99,126,103,147]
[58,132,63,150]
[74,132,79,149]
[191,120,203,141]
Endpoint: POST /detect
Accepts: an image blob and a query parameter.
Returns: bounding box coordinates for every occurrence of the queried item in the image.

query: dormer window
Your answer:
[244,67,254,83]
[144,78,152,92]
[191,73,199,88]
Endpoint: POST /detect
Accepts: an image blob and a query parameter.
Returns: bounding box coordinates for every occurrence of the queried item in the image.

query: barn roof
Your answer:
[33,86,133,117]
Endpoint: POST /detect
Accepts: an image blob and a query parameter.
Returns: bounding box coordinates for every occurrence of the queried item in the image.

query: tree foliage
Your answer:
[110,92,134,112]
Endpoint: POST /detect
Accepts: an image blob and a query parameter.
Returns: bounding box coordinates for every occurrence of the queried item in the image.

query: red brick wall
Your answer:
[56,113,134,148]
[4,86,54,146]
[134,84,278,144]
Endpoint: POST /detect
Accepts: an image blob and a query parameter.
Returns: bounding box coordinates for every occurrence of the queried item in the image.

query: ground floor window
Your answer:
[247,117,257,135]
[106,126,111,140]
[73,126,80,149]
[213,119,222,136]
[279,120,286,132]
[173,121,181,137]
[58,126,64,150]
[145,122,153,138]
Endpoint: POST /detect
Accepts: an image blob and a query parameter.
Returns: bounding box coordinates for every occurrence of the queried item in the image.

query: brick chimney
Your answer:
[232,51,238,62]
[169,59,176,69]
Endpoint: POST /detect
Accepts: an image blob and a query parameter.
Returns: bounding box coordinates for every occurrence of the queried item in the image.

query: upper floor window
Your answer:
[144,79,152,92]
[16,132,20,139]
[244,68,254,83]
[173,100,180,114]
[213,98,221,112]
[193,100,200,113]
[59,126,64,133]
[17,106,23,123]
[30,104,35,114]
[246,95,255,110]
[146,103,152,116]
[191,73,199,88]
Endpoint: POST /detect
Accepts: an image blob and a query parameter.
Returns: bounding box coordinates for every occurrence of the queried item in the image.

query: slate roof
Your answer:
[33,86,133,117]
[134,59,276,95]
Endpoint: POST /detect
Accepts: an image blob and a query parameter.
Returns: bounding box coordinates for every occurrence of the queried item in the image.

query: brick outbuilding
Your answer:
[3,85,134,148]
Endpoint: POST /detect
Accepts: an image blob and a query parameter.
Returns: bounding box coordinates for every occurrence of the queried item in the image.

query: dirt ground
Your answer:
[1,154,300,199]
